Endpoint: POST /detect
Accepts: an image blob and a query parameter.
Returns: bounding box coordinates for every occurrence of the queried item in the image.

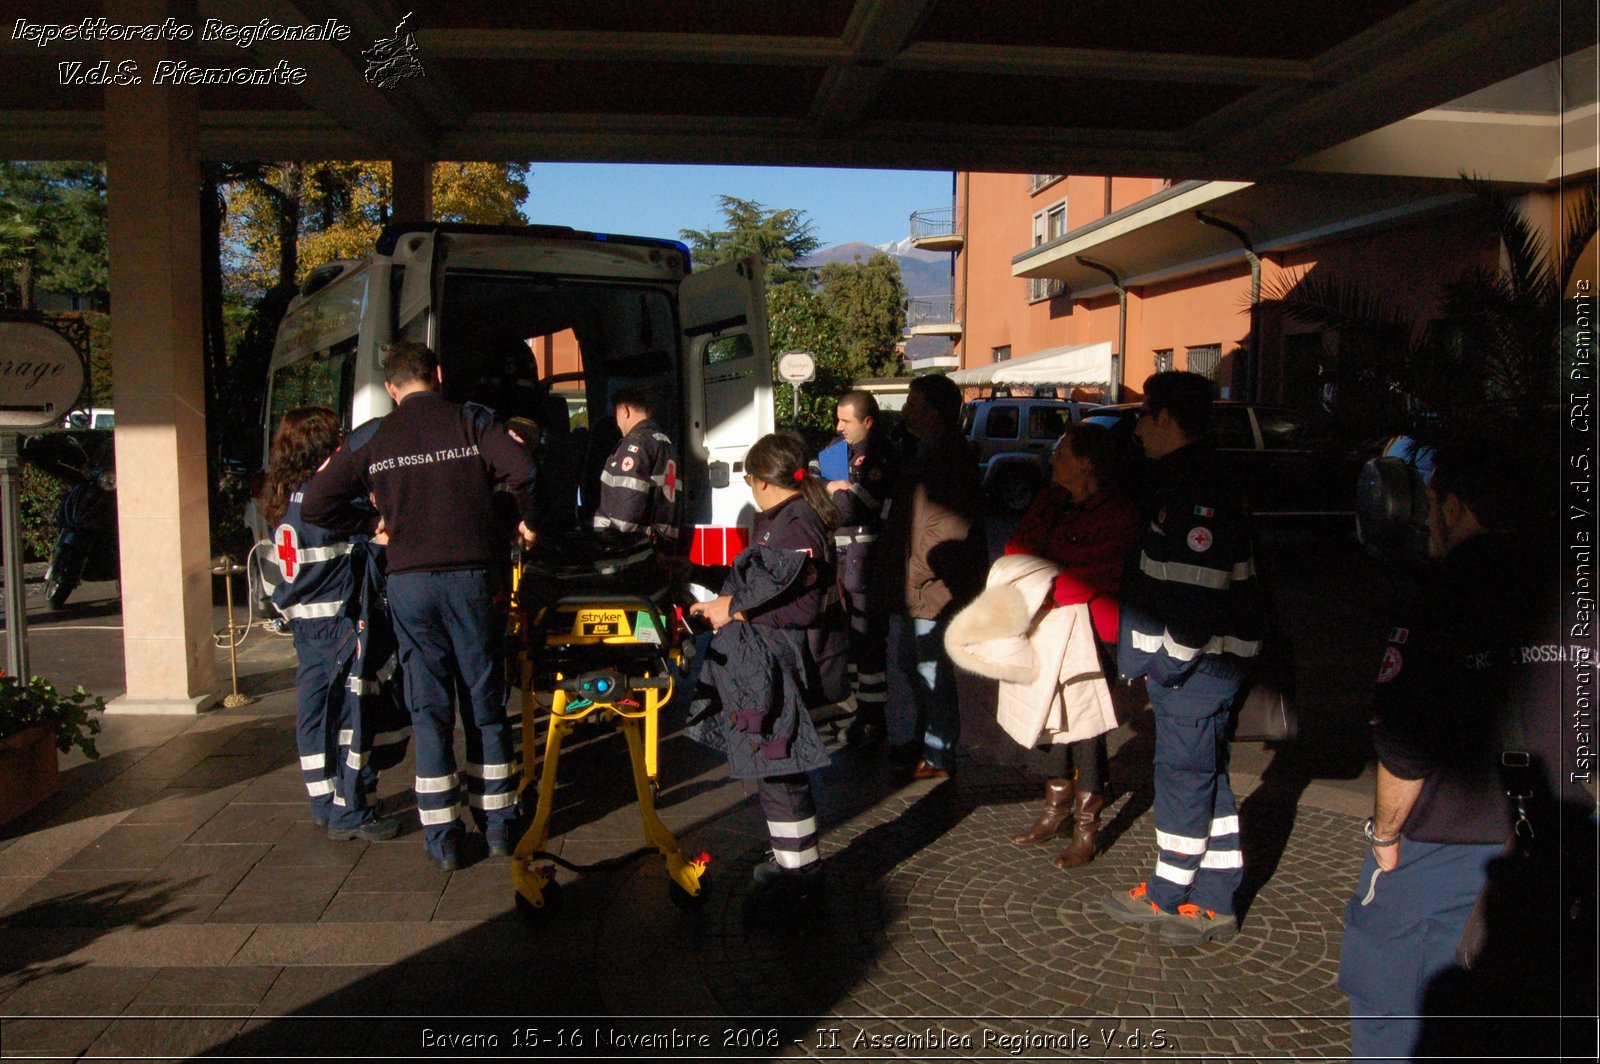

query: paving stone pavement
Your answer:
[0,530,1397,1060]
[0,699,1370,1061]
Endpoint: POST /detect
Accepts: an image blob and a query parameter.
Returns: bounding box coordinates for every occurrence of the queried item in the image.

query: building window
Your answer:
[1186,344,1221,381]
[1026,201,1070,304]
[993,345,1011,362]
[1029,174,1064,194]
[1033,200,1068,248]
[1153,349,1174,373]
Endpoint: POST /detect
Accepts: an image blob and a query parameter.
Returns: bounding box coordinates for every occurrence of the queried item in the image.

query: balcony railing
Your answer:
[1028,277,1067,302]
[904,295,961,336]
[908,206,964,251]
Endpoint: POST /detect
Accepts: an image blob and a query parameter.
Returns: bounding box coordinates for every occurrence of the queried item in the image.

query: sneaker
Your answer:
[747,864,825,919]
[328,816,400,842]
[1101,881,1174,925]
[1158,904,1237,945]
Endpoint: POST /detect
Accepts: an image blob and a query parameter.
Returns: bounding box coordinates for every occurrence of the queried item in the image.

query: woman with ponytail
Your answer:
[263,407,399,844]
[687,431,848,916]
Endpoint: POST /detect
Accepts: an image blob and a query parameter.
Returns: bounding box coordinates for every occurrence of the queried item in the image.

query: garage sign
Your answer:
[0,320,88,431]
[777,350,816,385]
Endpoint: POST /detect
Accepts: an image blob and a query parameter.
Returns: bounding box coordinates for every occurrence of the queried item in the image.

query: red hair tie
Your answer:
[792,468,806,483]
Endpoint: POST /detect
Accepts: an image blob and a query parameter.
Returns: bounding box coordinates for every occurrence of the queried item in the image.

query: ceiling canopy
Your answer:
[0,0,1580,179]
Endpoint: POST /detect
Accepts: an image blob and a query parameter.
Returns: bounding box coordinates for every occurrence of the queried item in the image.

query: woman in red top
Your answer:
[1004,420,1139,868]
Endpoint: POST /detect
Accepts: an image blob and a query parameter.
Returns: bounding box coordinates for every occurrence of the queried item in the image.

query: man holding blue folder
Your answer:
[814,390,900,744]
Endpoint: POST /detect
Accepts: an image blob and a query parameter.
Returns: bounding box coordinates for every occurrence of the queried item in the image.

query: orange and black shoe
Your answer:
[1101,881,1173,925]
[1159,903,1238,945]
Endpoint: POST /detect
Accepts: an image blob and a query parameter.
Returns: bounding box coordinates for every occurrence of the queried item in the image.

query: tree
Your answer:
[220,161,530,301]
[680,195,820,288]
[0,162,108,310]
[0,201,39,305]
[766,283,854,440]
[818,251,907,379]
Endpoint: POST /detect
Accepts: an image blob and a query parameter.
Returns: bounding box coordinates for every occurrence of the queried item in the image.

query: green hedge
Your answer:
[19,465,65,562]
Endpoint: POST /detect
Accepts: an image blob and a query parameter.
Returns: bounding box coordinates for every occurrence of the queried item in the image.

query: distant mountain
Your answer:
[804,241,953,299]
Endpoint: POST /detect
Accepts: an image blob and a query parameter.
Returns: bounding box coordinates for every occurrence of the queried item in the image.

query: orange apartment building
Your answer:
[906,46,1598,411]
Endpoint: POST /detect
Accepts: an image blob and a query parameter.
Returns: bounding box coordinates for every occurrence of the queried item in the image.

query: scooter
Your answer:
[43,436,119,609]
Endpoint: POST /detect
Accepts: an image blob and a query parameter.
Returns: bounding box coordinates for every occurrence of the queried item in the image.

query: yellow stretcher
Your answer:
[508,592,710,915]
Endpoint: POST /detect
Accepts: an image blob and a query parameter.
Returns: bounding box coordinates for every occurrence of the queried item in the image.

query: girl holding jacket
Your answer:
[687,431,847,915]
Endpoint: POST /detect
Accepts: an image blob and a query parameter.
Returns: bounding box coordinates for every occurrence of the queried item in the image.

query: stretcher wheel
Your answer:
[668,874,709,911]
[514,879,564,920]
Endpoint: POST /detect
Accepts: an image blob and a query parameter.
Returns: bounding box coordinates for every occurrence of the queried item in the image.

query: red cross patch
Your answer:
[1376,645,1404,683]
[1186,526,1214,553]
[620,455,635,472]
[275,525,300,582]
[853,454,865,467]
[661,459,678,501]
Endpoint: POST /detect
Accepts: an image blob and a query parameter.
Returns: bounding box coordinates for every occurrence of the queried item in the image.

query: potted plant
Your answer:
[0,673,104,827]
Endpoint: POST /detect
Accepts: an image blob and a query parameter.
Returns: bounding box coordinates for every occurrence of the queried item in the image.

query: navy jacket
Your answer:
[686,547,831,779]
[1118,441,1265,691]
[303,390,536,576]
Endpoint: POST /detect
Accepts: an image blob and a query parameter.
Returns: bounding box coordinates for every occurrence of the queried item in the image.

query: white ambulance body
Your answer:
[251,221,773,598]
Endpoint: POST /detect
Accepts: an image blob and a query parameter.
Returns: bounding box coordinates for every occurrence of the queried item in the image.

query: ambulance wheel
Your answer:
[668,875,709,911]
[514,880,563,920]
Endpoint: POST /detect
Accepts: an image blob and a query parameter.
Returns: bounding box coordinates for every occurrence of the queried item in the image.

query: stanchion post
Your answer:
[0,433,29,680]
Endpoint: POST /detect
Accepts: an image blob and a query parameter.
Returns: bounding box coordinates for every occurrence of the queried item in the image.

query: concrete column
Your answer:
[392,157,433,223]
[103,0,215,713]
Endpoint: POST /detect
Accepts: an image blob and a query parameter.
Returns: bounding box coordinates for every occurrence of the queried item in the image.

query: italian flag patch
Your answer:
[1194,505,1215,517]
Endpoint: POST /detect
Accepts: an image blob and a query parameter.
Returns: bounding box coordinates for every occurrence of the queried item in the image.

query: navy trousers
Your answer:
[388,569,519,854]
[757,772,820,875]
[1339,840,1499,1061]
[1146,670,1244,915]
[843,585,888,722]
[291,618,371,831]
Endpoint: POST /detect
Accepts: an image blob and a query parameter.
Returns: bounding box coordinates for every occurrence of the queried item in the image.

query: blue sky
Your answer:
[520,163,955,250]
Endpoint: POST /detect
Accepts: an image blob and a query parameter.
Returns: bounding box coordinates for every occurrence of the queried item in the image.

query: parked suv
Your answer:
[1080,401,1358,520]
[961,397,1087,511]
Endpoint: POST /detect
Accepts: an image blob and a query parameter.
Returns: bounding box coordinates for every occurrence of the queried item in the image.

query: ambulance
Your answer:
[248,221,773,607]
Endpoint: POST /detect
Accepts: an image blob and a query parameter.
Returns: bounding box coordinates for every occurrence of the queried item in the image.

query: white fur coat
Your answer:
[945,553,1118,749]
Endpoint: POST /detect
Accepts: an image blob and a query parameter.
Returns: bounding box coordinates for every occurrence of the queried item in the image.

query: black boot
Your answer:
[1011,778,1075,845]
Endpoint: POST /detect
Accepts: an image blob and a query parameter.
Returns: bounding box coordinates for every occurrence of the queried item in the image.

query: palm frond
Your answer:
[1459,172,1553,304]
[1258,270,1424,348]
[1559,184,1599,294]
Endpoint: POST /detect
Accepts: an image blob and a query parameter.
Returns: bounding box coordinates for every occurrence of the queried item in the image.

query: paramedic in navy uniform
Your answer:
[262,406,399,843]
[1102,371,1264,946]
[593,385,683,549]
[820,390,900,745]
[303,341,538,871]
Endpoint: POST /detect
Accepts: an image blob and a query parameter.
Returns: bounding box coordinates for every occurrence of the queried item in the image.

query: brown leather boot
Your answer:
[1052,791,1104,868]
[1010,778,1075,844]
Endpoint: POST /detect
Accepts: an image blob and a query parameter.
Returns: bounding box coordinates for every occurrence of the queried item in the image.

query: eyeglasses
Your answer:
[1136,405,1160,421]
[742,473,753,485]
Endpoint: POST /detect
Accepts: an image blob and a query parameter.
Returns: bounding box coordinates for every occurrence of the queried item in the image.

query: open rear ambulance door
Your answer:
[679,255,773,570]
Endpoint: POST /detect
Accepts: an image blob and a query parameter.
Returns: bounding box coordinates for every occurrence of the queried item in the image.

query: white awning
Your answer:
[947,340,1114,387]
